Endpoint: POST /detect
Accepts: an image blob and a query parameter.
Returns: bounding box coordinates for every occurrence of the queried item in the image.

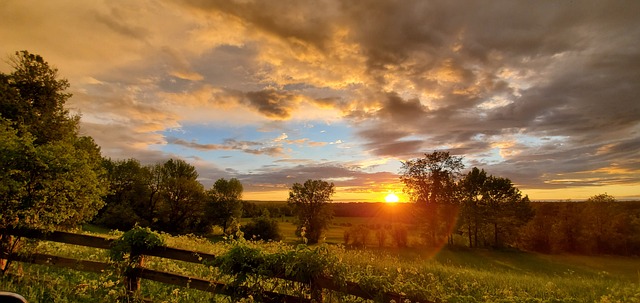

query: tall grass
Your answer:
[2,228,639,302]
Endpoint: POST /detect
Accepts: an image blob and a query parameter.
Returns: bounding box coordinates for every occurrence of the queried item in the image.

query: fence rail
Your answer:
[1,228,429,303]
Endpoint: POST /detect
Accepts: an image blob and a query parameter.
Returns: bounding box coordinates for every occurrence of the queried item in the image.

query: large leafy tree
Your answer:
[400,151,464,205]
[94,158,152,230]
[0,51,107,231]
[482,175,533,247]
[456,167,533,247]
[94,158,212,234]
[1,51,107,272]
[288,179,335,244]
[400,151,464,245]
[457,167,488,247]
[155,159,206,233]
[205,178,244,234]
[0,51,77,145]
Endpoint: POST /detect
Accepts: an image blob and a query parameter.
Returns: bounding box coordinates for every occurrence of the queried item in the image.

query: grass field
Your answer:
[1,219,639,302]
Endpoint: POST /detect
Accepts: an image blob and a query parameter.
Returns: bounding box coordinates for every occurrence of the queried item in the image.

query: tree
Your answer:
[0,51,77,145]
[480,175,533,247]
[581,193,617,253]
[457,167,488,247]
[0,51,107,272]
[94,158,152,230]
[154,159,206,233]
[0,52,107,231]
[400,151,464,245]
[241,214,282,241]
[456,167,533,248]
[287,179,335,244]
[206,178,244,234]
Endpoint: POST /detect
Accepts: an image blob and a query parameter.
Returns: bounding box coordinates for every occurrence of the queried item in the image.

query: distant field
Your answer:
[243,215,640,284]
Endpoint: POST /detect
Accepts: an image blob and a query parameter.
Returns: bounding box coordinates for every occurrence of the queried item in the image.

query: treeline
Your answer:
[95,158,246,235]
[519,198,640,255]
[241,201,293,218]
[400,153,534,249]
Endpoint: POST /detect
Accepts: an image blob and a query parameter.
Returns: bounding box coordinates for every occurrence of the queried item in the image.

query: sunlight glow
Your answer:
[385,193,399,203]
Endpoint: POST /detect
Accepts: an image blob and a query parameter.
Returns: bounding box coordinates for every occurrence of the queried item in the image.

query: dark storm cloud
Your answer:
[381,92,428,122]
[176,0,335,50]
[244,89,297,119]
[319,1,640,189]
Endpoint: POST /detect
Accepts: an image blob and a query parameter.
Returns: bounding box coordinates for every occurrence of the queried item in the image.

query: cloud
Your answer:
[167,137,285,157]
[3,0,640,198]
[238,162,400,193]
[243,89,296,119]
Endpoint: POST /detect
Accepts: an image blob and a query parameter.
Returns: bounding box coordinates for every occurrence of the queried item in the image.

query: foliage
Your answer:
[390,224,409,248]
[93,158,152,230]
[400,151,464,205]
[344,225,371,247]
[3,225,640,302]
[206,178,244,234]
[0,51,107,233]
[241,215,282,241]
[520,196,640,255]
[481,175,534,247]
[154,159,206,234]
[109,225,165,262]
[94,158,211,234]
[0,51,77,145]
[400,151,464,246]
[288,179,335,244]
[454,167,534,248]
[241,201,293,218]
[211,240,347,300]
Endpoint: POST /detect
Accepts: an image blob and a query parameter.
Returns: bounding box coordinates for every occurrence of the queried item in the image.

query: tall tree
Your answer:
[0,51,77,144]
[155,159,206,233]
[287,179,335,244]
[206,178,244,234]
[0,51,107,231]
[94,158,152,230]
[0,51,107,272]
[457,167,488,247]
[400,151,464,245]
[481,175,533,247]
[581,193,617,253]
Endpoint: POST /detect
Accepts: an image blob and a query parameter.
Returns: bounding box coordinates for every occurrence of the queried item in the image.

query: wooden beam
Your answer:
[136,268,311,303]
[9,253,109,273]
[144,246,217,264]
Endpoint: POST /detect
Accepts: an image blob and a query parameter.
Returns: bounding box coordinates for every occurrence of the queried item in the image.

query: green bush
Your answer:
[241,216,282,241]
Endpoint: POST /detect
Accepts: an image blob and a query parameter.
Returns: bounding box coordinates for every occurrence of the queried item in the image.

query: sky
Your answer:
[1,0,639,202]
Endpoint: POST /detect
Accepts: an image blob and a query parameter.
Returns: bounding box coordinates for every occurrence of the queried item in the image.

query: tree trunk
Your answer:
[467,224,472,248]
[474,223,478,247]
[494,223,499,247]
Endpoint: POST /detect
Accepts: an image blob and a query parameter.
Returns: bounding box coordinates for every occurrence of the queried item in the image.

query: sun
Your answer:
[385,193,399,203]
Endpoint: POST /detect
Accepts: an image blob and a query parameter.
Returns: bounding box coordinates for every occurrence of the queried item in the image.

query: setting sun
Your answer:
[385,193,400,203]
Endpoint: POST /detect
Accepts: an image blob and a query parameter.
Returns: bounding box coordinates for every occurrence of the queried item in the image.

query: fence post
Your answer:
[310,278,324,303]
[125,250,144,293]
[0,234,15,274]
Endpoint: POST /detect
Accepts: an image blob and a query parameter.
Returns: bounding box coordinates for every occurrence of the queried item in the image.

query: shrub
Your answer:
[391,224,408,248]
[345,225,371,247]
[241,216,282,241]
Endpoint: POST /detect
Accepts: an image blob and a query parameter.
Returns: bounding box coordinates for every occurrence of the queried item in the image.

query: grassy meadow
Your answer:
[3,216,639,303]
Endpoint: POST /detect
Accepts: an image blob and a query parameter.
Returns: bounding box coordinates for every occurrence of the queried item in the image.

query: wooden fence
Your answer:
[0,229,429,303]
